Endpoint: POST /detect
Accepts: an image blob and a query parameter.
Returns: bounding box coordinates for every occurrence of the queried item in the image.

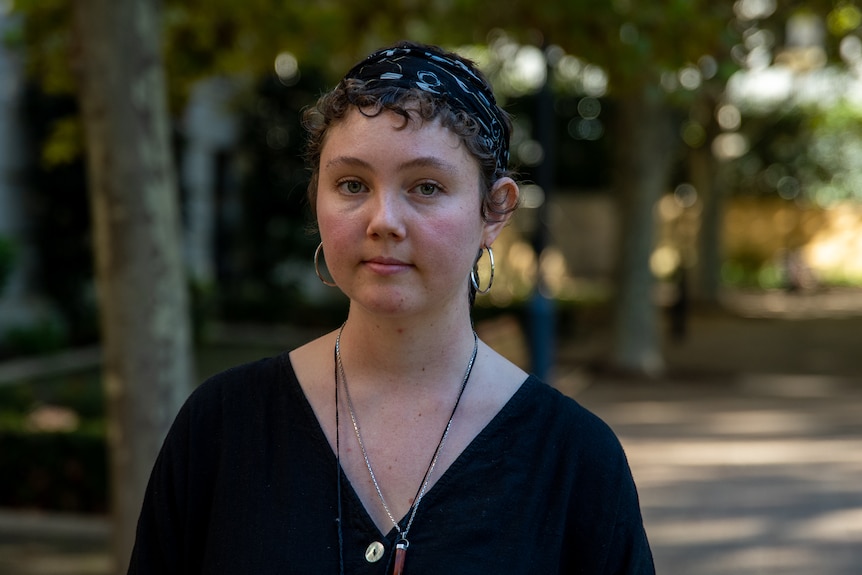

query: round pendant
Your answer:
[365,541,386,563]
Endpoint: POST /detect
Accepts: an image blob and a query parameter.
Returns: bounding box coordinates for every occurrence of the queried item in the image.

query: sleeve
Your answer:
[127,401,191,574]
[126,379,222,575]
[558,396,655,575]
[599,446,655,575]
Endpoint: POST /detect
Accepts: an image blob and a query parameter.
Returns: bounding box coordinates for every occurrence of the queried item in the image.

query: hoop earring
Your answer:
[314,242,337,287]
[470,246,494,294]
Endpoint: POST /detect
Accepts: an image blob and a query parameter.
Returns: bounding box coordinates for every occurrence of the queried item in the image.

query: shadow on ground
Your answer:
[573,374,862,575]
[563,289,862,575]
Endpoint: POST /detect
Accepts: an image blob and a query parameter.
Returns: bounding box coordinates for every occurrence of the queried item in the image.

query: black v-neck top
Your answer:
[128,353,654,574]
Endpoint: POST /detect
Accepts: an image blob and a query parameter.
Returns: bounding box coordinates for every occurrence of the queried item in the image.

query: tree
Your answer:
[449,1,735,376]
[17,0,735,379]
[72,0,193,570]
[609,84,676,376]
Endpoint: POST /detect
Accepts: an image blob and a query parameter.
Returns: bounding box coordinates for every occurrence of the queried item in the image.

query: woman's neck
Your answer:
[336,306,477,394]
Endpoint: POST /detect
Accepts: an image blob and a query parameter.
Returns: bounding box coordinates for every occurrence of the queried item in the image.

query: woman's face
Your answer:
[316,107,512,319]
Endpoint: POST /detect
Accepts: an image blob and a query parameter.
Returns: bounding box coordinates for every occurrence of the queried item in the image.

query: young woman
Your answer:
[128,41,654,574]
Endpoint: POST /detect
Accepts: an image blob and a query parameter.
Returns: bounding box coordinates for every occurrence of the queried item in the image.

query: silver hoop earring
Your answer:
[314,242,337,287]
[470,246,495,294]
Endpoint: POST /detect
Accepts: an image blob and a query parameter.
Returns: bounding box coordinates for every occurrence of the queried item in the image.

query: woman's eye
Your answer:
[339,180,365,194]
[416,182,440,196]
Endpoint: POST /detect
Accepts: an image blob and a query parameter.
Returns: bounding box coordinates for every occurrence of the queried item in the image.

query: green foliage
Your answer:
[9,0,74,95]
[827,2,862,35]
[11,0,741,100]
[729,100,862,205]
[0,236,15,296]
[722,249,773,288]
[0,428,108,512]
[435,0,737,93]
[804,102,862,205]
[7,1,80,163]
[728,109,812,197]
[161,0,447,106]
[13,0,855,113]
[40,115,82,167]
[0,373,107,512]
[2,318,68,357]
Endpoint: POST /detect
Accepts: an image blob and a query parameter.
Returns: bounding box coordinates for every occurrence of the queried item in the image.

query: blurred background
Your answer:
[0,0,861,573]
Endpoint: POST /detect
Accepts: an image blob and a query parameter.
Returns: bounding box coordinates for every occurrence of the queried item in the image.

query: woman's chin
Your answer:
[350,288,415,316]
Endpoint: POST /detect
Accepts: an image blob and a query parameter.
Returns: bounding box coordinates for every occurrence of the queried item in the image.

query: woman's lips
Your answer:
[363,257,412,275]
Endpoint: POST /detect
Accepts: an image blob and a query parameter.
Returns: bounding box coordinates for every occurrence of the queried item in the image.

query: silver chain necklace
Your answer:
[334,324,478,575]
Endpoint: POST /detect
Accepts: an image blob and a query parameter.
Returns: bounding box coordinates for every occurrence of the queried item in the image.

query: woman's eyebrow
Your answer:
[398,156,457,172]
[324,155,373,170]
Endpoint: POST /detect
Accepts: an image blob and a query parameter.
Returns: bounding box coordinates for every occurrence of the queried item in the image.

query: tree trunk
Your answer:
[691,140,725,304]
[609,85,674,378]
[73,1,193,571]
[688,91,724,305]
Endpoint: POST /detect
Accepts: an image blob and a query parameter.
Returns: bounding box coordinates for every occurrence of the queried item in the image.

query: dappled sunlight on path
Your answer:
[573,372,862,575]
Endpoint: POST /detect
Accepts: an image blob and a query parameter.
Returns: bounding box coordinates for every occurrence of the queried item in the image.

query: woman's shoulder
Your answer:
[515,376,603,422]
[165,353,311,454]
[513,376,626,457]
[183,352,297,413]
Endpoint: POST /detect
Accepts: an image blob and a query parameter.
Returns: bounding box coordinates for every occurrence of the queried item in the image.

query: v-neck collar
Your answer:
[280,352,537,541]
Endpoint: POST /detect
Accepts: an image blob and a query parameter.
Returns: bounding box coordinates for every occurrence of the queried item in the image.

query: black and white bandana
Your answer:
[343,45,511,173]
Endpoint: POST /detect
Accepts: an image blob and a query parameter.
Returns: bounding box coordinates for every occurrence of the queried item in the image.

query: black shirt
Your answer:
[129,354,654,574]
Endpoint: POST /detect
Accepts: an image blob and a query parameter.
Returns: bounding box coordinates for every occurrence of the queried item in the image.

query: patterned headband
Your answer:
[343,45,511,173]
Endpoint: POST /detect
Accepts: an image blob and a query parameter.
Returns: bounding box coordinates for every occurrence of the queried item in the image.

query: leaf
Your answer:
[41,116,83,168]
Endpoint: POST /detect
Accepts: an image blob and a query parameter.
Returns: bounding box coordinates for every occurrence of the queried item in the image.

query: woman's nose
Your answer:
[366,191,406,239]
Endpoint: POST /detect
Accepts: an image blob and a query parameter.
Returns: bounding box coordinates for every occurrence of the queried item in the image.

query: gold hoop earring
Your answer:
[470,246,494,294]
[314,242,337,287]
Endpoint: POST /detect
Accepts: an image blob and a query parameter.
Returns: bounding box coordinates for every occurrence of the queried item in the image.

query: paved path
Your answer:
[573,372,862,575]
[568,291,862,574]
[0,510,109,574]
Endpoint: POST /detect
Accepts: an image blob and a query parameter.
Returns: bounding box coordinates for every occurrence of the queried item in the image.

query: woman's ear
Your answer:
[482,177,520,246]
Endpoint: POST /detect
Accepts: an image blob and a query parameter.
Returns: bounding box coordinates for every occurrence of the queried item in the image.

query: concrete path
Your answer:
[0,510,109,574]
[574,372,862,575]
[569,290,862,574]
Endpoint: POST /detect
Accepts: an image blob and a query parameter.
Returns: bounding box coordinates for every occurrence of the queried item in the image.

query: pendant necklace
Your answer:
[334,324,478,575]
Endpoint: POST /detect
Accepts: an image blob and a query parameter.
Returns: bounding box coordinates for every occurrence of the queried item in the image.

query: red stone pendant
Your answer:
[392,541,408,575]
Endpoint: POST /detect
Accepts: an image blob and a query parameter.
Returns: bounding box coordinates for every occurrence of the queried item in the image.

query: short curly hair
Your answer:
[302,42,516,223]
